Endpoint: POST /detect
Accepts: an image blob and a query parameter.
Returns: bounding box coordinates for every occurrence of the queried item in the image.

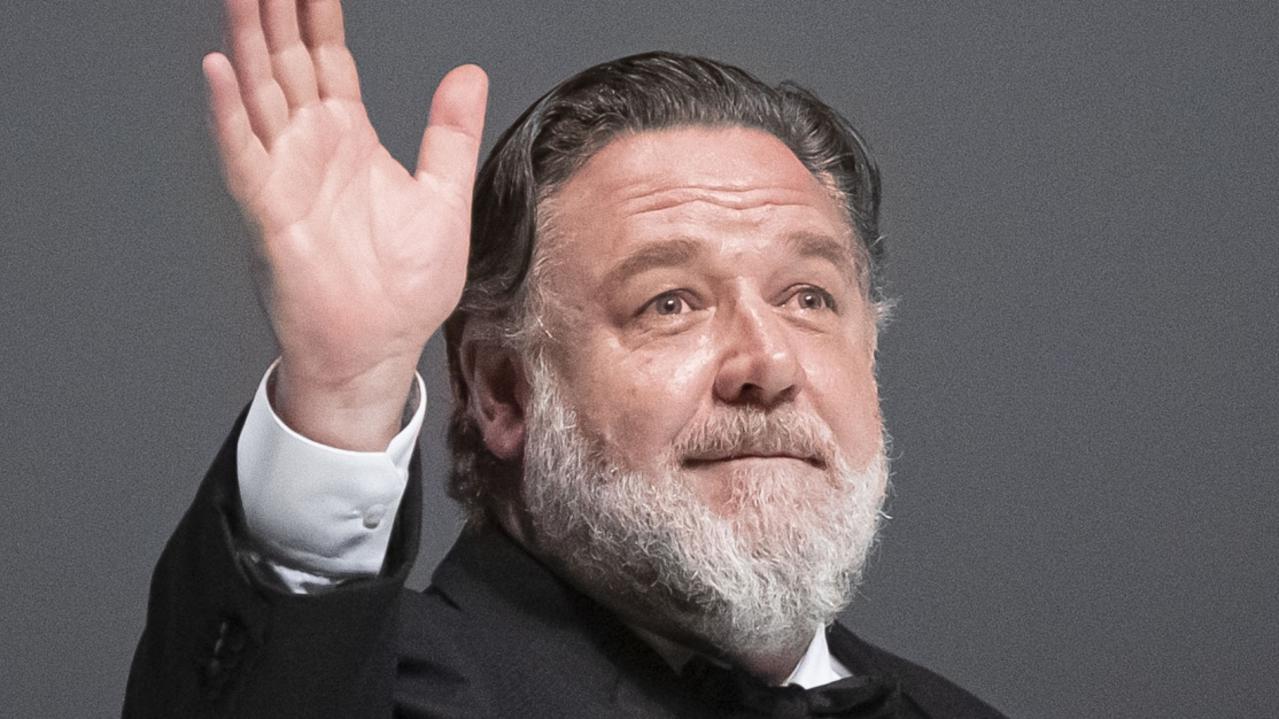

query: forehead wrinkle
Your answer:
[617,184,819,217]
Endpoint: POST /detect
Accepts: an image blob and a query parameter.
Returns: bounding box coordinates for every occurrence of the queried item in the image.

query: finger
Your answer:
[225,0,289,144]
[204,53,270,202]
[415,65,488,201]
[260,0,320,109]
[299,0,361,101]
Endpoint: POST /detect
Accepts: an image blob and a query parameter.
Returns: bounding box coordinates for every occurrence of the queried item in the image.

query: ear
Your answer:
[459,334,529,462]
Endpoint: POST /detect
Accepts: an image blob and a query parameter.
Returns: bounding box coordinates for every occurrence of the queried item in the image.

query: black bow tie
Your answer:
[681,655,923,718]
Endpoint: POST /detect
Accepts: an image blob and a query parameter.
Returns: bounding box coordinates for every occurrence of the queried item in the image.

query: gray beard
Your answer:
[519,353,889,660]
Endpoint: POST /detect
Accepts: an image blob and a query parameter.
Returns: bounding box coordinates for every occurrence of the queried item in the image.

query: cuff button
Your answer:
[362,503,387,529]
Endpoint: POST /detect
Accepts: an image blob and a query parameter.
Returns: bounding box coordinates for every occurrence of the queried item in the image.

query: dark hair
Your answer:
[443,51,884,518]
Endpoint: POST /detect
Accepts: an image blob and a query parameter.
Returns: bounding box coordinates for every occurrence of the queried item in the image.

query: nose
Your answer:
[712,299,805,408]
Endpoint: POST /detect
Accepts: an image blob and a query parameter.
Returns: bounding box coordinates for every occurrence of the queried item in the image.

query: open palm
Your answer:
[203,0,486,445]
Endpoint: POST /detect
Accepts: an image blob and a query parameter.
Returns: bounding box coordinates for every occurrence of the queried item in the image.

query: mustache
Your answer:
[673,407,836,468]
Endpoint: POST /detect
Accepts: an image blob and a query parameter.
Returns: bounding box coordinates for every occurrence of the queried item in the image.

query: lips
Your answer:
[683,453,826,469]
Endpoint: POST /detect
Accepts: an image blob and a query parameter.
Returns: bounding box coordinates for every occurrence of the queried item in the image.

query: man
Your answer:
[125,1,1006,716]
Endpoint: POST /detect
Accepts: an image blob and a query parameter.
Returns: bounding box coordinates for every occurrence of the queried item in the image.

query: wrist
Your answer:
[271,356,419,451]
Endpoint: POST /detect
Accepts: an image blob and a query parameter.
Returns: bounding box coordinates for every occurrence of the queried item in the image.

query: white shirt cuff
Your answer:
[236,359,425,578]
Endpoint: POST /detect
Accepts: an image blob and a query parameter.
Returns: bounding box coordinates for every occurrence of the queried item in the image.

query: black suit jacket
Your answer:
[124,411,1007,718]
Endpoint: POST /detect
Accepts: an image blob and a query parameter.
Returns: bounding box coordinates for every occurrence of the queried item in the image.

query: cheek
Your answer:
[570,332,719,466]
[808,349,883,467]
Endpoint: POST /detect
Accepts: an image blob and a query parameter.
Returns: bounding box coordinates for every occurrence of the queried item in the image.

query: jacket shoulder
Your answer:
[828,623,1009,719]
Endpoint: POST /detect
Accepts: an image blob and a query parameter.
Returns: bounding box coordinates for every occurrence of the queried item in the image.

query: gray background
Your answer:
[3,2,1276,716]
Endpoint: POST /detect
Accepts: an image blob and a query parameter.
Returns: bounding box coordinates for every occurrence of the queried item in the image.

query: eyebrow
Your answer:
[603,237,703,287]
[783,230,859,277]
[601,231,859,288]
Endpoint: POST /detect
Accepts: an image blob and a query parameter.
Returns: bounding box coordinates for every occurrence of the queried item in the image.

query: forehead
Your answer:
[543,126,854,260]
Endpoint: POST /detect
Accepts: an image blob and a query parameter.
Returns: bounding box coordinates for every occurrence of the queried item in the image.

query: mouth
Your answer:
[682,453,826,470]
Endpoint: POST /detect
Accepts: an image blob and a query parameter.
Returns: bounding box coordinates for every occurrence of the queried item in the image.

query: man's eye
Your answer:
[788,287,837,312]
[647,292,687,316]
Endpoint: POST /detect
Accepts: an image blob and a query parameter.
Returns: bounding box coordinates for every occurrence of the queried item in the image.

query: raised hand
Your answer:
[203,0,487,449]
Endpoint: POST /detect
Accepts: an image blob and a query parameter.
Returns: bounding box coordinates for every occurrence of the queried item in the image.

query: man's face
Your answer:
[537,126,884,506]
[515,126,889,657]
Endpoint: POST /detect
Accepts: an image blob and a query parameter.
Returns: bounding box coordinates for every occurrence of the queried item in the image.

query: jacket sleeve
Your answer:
[123,407,423,718]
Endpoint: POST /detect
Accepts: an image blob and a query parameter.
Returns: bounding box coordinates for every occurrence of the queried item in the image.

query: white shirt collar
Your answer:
[633,625,851,689]
[784,626,849,688]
